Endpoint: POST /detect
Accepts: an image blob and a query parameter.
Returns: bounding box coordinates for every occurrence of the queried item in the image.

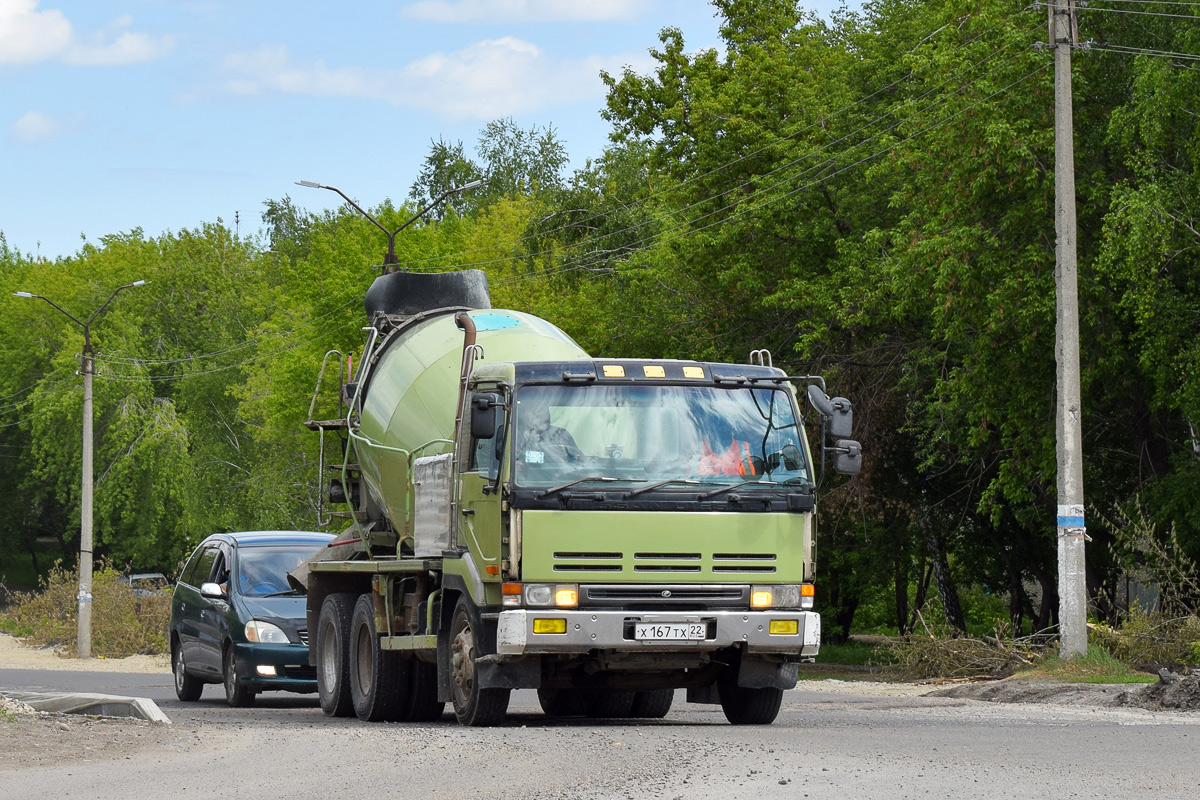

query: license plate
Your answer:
[634,622,706,641]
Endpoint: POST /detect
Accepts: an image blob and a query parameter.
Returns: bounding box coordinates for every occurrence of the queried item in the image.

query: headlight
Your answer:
[750,585,810,610]
[245,620,290,644]
[523,583,578,608]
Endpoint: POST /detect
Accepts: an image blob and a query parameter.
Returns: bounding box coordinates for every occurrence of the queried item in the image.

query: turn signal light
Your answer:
[502,583,522,607]
[555,587,579,607]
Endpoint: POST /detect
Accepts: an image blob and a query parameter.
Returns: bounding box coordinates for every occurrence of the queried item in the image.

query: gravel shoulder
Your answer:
[0,633,169,673]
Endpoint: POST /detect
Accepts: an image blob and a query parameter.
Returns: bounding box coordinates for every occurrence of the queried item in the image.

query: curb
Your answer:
[1,690,171,723]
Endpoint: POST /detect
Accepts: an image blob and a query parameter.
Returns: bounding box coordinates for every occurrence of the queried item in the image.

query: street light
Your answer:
[13,279,147,659]
[295,179,483,272]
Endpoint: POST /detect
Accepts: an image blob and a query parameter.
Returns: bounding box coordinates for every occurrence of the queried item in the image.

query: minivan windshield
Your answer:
[512,384,810,490]
[236,544,326,597]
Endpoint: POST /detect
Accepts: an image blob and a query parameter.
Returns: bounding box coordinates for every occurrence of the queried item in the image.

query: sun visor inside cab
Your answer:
[364,270,491,318]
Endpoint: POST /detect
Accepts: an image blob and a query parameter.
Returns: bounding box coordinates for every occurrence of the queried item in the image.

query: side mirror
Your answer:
[200,582,226,599]
[829,397,853,440]
[807,384,834,416]
[832,440,862,475]
[470,392,500,440]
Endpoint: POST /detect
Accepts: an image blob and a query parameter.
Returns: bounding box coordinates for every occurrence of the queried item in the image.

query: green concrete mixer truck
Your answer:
[296,268,862,727]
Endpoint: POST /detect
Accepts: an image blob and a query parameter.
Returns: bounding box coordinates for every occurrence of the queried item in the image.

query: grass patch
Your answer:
[1015,647,1158,684]
[0,560,171,658]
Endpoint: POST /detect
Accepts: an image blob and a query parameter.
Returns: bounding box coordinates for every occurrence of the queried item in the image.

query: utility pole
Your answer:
[13,280,146,658]
[1050,0,1088,658]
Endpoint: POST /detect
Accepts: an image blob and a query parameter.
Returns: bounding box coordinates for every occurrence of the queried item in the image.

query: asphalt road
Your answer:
[3,668,1200,799]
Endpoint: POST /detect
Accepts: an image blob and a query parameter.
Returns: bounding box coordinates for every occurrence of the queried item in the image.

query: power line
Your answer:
[439,23,1045,284]
[387,7,1039,274]
[493,62,1052,289]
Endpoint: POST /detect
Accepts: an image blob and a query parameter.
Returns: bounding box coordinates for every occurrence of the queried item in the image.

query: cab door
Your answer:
[456,389,506,580]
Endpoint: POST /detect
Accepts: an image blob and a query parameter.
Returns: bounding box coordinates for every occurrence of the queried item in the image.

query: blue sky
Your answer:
[2,1,853,261]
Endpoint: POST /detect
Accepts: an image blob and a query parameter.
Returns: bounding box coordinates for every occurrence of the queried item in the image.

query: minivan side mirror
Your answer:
[470,392,500,440]
[200,582,225,598]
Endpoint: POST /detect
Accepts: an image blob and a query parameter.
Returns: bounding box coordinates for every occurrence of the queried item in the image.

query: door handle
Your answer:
[461,508,475,516]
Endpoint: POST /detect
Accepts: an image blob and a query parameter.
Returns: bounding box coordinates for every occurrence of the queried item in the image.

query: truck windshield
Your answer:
[512,384,810,490]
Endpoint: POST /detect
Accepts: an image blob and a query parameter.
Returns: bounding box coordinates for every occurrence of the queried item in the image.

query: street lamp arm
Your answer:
[15,293,87,329]
[297,178,482,271]
[85,280,147,330]
[295,181,390,238]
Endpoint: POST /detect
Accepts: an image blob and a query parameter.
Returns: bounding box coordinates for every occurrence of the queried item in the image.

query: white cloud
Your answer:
[0,0,70,63]
[219,38,650,120]
[64,14,175,66]
[0,1,172,66]
[9,109,85,143]
[400,0,644,23]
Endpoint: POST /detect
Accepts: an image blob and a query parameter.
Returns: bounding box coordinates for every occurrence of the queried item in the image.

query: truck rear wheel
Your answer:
[629,689,674,719]
[537,688,585,717]
[317,592,356,717]
[718,681,783,725]
[583,689,635,718]
[403,659,445,722]
[449,599,510,727]
[350,594,408,722]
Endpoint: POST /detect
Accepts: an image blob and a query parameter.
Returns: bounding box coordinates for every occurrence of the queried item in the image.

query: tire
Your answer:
[317,592,357,717]
[583,689,635,719]
[403,659,446,722]
[629,689,674,719]
[223,645,256,708]
[349,594,408,722]
[172,642,203,702]
[718,681,783,725]
[537,688,585,717]
[449,598,510,727]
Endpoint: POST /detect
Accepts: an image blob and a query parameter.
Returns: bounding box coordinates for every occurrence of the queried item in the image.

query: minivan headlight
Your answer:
[245,620,290,643]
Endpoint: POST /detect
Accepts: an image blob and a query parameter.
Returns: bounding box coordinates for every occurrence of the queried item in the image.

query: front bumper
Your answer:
[495,609,820,656]
[231,642,317,692]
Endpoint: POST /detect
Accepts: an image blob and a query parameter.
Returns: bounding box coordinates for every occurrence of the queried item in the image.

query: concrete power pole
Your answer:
[79,345,95,659]
[1051,0,1088,658]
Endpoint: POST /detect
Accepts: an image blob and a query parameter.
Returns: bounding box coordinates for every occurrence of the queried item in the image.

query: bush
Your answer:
[0,561,171,657]
[1090,607,1200,668]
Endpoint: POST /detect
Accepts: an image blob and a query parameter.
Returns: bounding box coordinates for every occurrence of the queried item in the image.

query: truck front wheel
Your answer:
[316,592,357,717]
[718,681,784,725]
[449,599,510,727]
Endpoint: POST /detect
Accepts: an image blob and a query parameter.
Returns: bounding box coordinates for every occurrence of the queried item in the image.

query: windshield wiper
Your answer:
[697,480,781,500]
[623,479,722,498]
[535,476,646,500]
[263,589,302,597]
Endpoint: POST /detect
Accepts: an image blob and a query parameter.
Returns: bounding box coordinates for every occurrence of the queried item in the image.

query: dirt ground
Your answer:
[0,632,169,673]
[3,631,1198,775]
[0,633,188,769]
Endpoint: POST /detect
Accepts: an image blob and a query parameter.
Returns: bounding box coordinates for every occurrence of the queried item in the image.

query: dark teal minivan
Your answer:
[169,531,334,706]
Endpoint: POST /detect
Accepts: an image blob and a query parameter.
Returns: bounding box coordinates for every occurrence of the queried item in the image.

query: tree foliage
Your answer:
[2,0,1198,646]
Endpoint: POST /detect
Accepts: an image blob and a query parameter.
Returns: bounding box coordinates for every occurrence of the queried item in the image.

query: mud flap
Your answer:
[737,658,798,690]
[476,656,541,690]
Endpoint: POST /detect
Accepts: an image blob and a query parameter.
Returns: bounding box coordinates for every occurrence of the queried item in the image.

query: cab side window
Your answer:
[469,405,506,482]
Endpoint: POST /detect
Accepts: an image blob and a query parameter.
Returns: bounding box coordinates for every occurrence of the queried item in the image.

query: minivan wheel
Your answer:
[172,643,203,702]
[223,646,256,708]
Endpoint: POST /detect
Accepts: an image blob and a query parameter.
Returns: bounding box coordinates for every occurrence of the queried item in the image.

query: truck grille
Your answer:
[582,584,749,610]
[552,551,777,575]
